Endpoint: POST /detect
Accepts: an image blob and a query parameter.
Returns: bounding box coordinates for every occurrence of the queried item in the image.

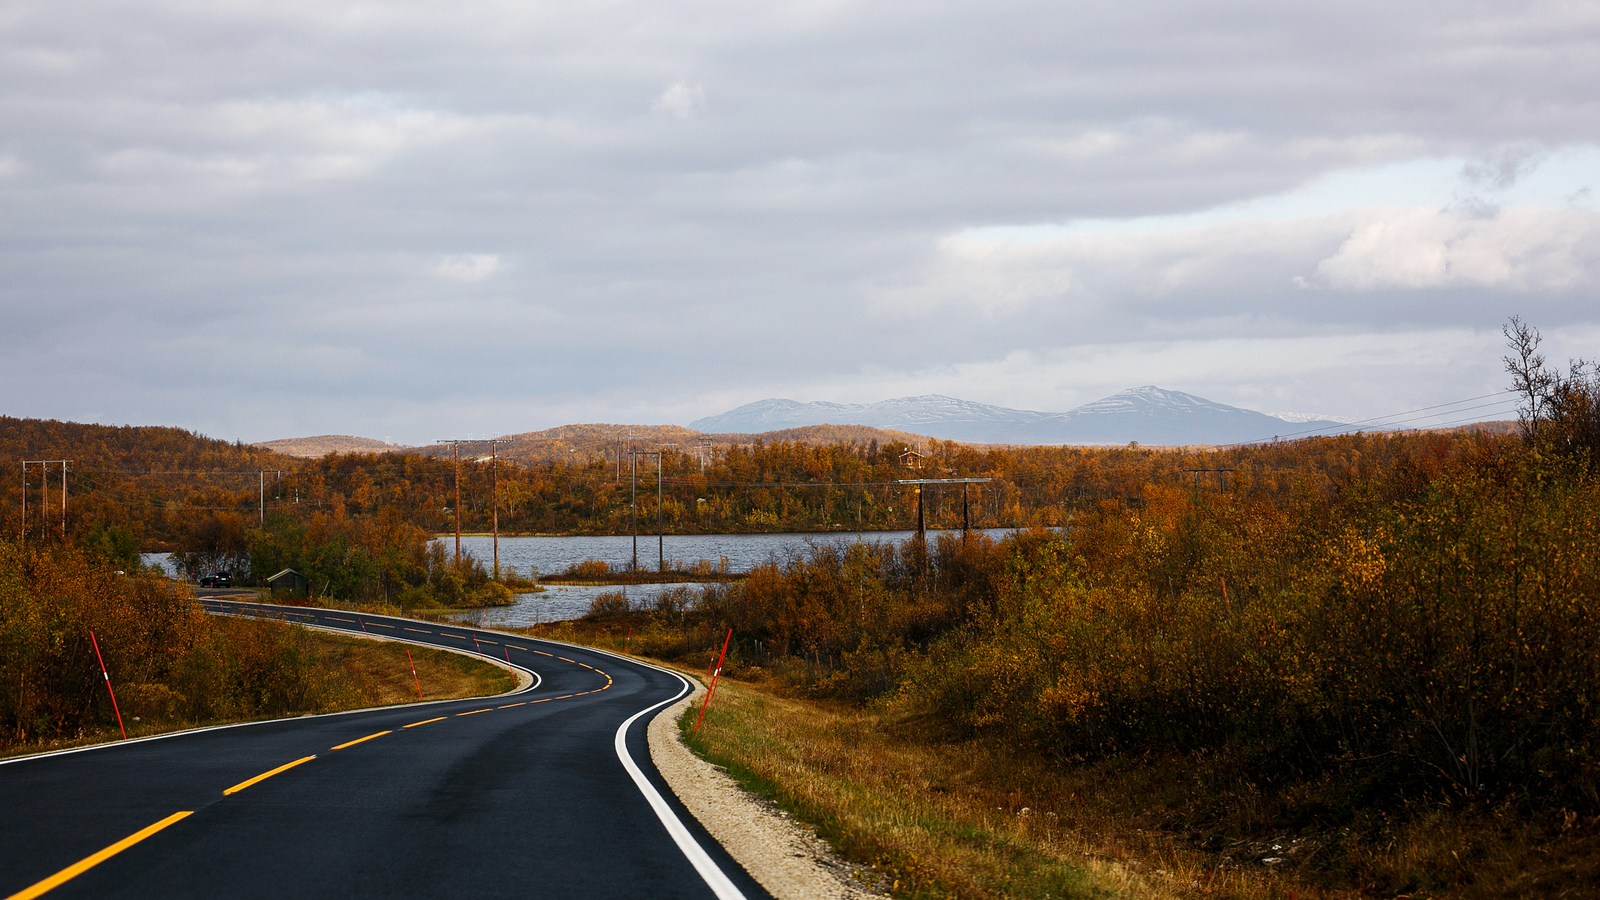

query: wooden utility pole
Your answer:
[1181,468,1235,492]
[436,440,464,565]
[894,477,993,542]
[657,451,664,572]
[631,449,638,571]
[484,439,507,579]
[21,460,71,544]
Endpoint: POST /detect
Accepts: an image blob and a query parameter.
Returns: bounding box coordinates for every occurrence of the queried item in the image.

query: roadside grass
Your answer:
[668,673,1600,900]
[677,676,1198,900]
[0,630,513,760]
[310,630,516,706]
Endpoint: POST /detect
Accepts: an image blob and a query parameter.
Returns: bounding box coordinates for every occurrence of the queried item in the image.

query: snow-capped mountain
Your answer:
[690,395,1053,442]
[690,387,1351,445]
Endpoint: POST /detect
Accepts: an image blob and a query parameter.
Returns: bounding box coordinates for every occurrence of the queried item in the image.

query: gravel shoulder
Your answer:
[649,679,887,900]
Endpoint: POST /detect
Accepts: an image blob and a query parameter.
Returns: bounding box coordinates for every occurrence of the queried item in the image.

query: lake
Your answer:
[447,528,1014,579]
[147,528,1020,624]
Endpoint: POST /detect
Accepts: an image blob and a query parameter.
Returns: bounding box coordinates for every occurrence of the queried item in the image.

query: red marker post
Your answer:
[89,630,128,740]
[695,627,733,732]
[406,649,423,699]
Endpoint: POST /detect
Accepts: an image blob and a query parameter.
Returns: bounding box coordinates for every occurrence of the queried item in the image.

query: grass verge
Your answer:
[678,676,1194,900]
[671,674,1600,900]
[1,629,513,759]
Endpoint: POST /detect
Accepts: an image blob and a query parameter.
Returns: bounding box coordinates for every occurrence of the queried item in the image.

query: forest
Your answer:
[0,410,1484,586]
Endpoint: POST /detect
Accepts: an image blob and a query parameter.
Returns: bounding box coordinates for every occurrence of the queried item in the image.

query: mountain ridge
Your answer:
[691,386,1351,445]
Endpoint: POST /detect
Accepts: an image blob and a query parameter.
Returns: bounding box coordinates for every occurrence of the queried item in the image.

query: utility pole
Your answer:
[436,440,463,565]
[631,448,639,571]
[657,450,664,572]
[622,434,643,571]
[22,460,71,544]
[1181,468,1235,492]
[894,477,993,543]
[259,471,265,524]
[484,439,507,579]
[627,446,666,572]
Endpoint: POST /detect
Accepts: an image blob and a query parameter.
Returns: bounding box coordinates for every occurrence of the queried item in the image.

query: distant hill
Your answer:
[489,422,932,465]
[2,416,295,473]
[253,435,410,458]
[691,387,1353,446]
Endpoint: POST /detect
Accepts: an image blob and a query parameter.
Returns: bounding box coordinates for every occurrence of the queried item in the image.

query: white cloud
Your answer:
[1305,205,1600,291]
[434,254,502,282]
[651,81,706,119]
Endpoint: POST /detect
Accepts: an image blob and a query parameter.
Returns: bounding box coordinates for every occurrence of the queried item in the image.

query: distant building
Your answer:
[267,568,309,598]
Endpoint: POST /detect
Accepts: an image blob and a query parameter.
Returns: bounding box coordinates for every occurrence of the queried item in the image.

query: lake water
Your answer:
[446,581,707,629]
[448,528,1014,579]
[147,528,1019,624]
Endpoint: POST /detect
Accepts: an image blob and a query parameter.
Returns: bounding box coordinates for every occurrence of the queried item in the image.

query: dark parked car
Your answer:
[199,572,233,588]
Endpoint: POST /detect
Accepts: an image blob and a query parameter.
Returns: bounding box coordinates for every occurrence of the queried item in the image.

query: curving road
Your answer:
[0,599,770,900]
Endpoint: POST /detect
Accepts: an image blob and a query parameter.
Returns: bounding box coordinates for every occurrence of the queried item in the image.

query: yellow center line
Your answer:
[579,663,593,670]
[403,628,431,634]
[331,730,391,750]
[507,645,525,651]
[498,702,525,709]
[368,623,393,628]
[528,698,552,703]
[477,640,497,645]
[223,756,316,796]
[456,708,492,716]
[4,811,193,900]
[441,634,466,640]
[328,617,355,623]
[404,717,446,728]
[557,656,574,662]
[531,650,552,656]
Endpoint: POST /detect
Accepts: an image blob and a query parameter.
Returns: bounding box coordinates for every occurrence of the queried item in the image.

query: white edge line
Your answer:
[511,632,748,899]
[0,602,542,768]
[614,672,748,900]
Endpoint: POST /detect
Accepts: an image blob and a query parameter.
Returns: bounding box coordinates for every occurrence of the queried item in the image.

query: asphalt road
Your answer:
[0,599,770,900]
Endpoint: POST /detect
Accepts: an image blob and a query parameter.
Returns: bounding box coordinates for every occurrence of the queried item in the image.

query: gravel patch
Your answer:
[650,681,887,900]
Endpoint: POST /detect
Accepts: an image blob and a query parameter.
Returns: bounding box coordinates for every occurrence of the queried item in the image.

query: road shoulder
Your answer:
[648,679,885,900]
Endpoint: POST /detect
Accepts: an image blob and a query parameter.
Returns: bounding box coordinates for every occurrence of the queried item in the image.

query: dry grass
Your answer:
[675,676,1600,900]
[306,631,516,706]
[1,630,512,759]
[680,677,1219,900]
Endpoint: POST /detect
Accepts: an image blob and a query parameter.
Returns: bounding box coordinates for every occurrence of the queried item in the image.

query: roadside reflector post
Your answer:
[695,627,733,732]
[89,630,128,740]
[406,649,423,699]
[625,625,632,655]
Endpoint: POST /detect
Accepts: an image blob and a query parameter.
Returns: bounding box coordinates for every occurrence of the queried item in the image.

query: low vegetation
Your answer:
[0,540,513,754]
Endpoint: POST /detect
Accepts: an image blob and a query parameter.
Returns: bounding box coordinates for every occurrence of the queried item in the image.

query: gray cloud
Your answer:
[3,0,1599,441]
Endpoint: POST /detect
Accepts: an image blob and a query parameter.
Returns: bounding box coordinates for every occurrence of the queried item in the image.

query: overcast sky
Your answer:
[4,0,1598,443]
